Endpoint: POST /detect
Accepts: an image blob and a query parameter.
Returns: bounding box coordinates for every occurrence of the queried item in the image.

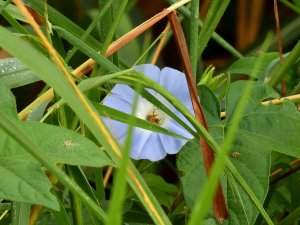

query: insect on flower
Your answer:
[102,64,194,161]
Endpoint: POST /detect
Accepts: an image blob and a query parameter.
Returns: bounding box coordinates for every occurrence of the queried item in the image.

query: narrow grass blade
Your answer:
[11,202,31,225]
[54,26,119,72]
[197,0,231,58]
[106,88,140,225]
[189,0,199,77]
[164,0,243,58]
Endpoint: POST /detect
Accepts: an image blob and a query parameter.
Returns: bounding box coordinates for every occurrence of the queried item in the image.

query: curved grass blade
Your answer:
[54,26,119,72]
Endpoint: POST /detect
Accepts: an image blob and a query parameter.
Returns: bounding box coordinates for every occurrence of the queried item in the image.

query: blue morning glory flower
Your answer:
[103,64,194,161]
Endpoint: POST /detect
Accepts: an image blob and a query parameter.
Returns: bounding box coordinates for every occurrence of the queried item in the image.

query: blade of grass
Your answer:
[66,166,84,225]
[0,111,108,223]
[279,0,300,15]
[278,206,300,225]
[11,202,31,225]
[65,0,113,63]
[101,0,128,54]
[53,25,120,73]
[187,32,275,225]
[164,0,243,58]
[50,192,72,225]
[197,0,231,58]
[0,0,12,14]
[189,0,199,77]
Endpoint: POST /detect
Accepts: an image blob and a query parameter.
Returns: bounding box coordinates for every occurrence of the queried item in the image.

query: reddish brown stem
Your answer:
[168,11,228,223]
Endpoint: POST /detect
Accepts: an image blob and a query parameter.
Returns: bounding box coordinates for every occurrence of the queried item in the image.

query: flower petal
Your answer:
[164,119,193,139]
[103,94,133,114]
[134,64,161,83]
[130,128,167,161]
[159,133,188,155]
[159,119,192,154]
[103,118,128,140]
[160,67,192,105]
[109,84,135,105]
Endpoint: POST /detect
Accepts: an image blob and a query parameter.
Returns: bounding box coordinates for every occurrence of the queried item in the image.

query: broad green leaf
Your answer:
[0,157,58,210]
[177,141,228,224]
[227,52,279,79]
[0,58,39,89]
[178,81,300,224]
[143,174,178,209]
[0,82,113,167]
[225,81,279,123]
[226,81,300,158]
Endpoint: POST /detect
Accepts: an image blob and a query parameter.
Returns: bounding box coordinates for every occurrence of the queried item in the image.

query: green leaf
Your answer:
[177,141,227,223]
[178,81,298,224]
[227,52,279,79]
[0,82,113,167]
[0,58,40,88]
[143,174,178,209]
[0,1,27,22]
[0,157,59,210]
[226,81,300,158]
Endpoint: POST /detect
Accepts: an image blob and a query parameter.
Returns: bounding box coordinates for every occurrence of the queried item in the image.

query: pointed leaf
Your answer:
[0,157,59,210]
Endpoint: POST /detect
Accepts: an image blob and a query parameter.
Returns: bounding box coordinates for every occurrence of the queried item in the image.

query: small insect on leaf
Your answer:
[231,151,241,159]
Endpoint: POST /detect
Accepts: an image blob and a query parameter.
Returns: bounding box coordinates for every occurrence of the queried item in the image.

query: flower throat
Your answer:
[146,107,165,126]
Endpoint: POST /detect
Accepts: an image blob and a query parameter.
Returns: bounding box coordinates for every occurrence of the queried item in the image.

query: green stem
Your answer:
[0,112,108,223]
